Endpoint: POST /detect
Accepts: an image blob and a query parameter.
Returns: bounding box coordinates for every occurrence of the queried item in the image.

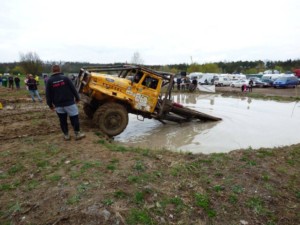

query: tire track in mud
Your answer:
[0,102,60,141]
[0,102,96,141]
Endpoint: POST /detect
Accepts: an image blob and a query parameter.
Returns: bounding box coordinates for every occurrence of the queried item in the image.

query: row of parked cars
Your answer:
[215,75,299,88]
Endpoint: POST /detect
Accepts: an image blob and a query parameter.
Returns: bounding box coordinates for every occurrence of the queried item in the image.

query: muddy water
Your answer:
[116,94,300,154]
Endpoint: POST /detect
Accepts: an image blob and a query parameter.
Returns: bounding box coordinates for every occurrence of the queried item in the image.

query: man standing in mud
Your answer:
[46,65,85,141]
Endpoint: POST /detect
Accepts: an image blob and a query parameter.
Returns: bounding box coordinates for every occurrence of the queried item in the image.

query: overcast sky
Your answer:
[0,0,299,65]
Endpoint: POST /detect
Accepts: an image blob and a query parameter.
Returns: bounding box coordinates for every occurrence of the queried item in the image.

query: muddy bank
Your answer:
[216,85,300,98]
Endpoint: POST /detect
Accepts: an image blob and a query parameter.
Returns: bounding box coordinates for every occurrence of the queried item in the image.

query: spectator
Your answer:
[46,65,85,141]
[176,77,182,91]
[248,79,253,92]
[14,76,21,90]
[8,75,14,89]
[2,76,7,87]
[26,74,42,102]
[35,75,39,84]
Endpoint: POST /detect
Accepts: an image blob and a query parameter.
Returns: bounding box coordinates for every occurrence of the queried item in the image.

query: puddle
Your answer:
[117,93,300,154]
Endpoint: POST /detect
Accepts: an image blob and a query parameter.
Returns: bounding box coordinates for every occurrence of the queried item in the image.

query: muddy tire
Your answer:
[83,103,95,119]
[93,102,128,137]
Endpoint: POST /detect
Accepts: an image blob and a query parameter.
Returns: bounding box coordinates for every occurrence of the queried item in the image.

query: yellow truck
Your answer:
[75,65,221,137]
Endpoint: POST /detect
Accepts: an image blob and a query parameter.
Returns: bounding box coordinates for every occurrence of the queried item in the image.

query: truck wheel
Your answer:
[93,102,128,137]
[83,103,95,119]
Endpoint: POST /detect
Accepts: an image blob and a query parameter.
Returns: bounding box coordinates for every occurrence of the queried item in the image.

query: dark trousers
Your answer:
[57,113,80,135]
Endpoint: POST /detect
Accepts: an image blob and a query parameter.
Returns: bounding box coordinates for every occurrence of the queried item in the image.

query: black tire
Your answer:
[93,102,128,137]
[83,103,95,119]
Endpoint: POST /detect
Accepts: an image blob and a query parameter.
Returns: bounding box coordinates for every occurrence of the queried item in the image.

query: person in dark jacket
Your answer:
[46,65,85,141]
[8,75,14,89]
[14,76,21,89]
[27,74,42,102]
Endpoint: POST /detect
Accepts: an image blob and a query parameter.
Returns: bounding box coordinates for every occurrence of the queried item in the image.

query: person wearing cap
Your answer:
[26,74,42,102]
[46,65,85,141]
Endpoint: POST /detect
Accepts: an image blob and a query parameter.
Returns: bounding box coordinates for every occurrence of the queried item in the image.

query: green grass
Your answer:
[133,161,146,172]
[27,180,39,190]
[194,193,216,218]
[246,197,266,215]
[67,195,81,205]
[47,174,62,182]
[213,185,224,192]
[8,164,24,175]
[0,183,15,191]
[80,161,101,173]
[232,185,244,194]
[106,158,119,171]
[114,190,128,199]
[126,209,154,225]
[102,198,114,206]
[134,191,145,204]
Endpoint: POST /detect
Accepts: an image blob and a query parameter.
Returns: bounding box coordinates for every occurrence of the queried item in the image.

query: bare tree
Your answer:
[130,52,144,65]
[19,52,43,75]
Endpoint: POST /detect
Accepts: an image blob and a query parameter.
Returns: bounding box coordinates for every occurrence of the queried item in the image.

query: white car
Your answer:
[230,79,253,88]
[214,77,231,86]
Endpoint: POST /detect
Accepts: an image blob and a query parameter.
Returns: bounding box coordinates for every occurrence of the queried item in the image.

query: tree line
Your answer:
[0,52,299,76]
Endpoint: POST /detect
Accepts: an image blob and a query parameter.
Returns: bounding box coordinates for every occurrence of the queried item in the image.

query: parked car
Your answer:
[214,76,231,86]
[273,76,298,88]
[261,77,274,86]
[230,79,252,88]
[250,77,270,88]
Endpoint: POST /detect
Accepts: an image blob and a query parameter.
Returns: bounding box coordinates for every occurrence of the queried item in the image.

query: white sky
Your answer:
[0,0,299,65]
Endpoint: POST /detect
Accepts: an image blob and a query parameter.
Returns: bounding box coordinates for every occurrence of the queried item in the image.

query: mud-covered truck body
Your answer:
[75,65,221,137]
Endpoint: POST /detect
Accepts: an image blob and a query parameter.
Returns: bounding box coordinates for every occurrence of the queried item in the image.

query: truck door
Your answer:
[130,71,161,113]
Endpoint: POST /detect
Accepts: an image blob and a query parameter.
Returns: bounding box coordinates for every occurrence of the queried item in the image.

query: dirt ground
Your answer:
[0,86,299,225]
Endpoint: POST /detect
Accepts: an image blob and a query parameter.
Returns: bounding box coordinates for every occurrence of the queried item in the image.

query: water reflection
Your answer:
[116,94,300,154]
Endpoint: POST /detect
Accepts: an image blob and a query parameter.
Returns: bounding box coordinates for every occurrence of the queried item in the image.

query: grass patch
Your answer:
[114,190,128,199]
[232,185,244,194]
[213,185,224,192]
[134,191,145,204]
[126,209,154,225]
[0,183,16,191]
[256,149,275,158]
[194,193,216,218]
[67,194,81,205]
[27,180,39,190]
[229,194,238,204]
[102,198,114,206]
[133,160,146,172]
[296,191,300,199]
[8,164,24,175]
[106,158,119,171]
[80,161,101,173]
[36,160,49,168]
[246,197,267,215]
[47,174,62,182]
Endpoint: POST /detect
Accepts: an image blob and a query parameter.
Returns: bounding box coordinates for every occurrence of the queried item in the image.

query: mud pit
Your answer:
[1,92,300,153]
[116,93,300,153]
